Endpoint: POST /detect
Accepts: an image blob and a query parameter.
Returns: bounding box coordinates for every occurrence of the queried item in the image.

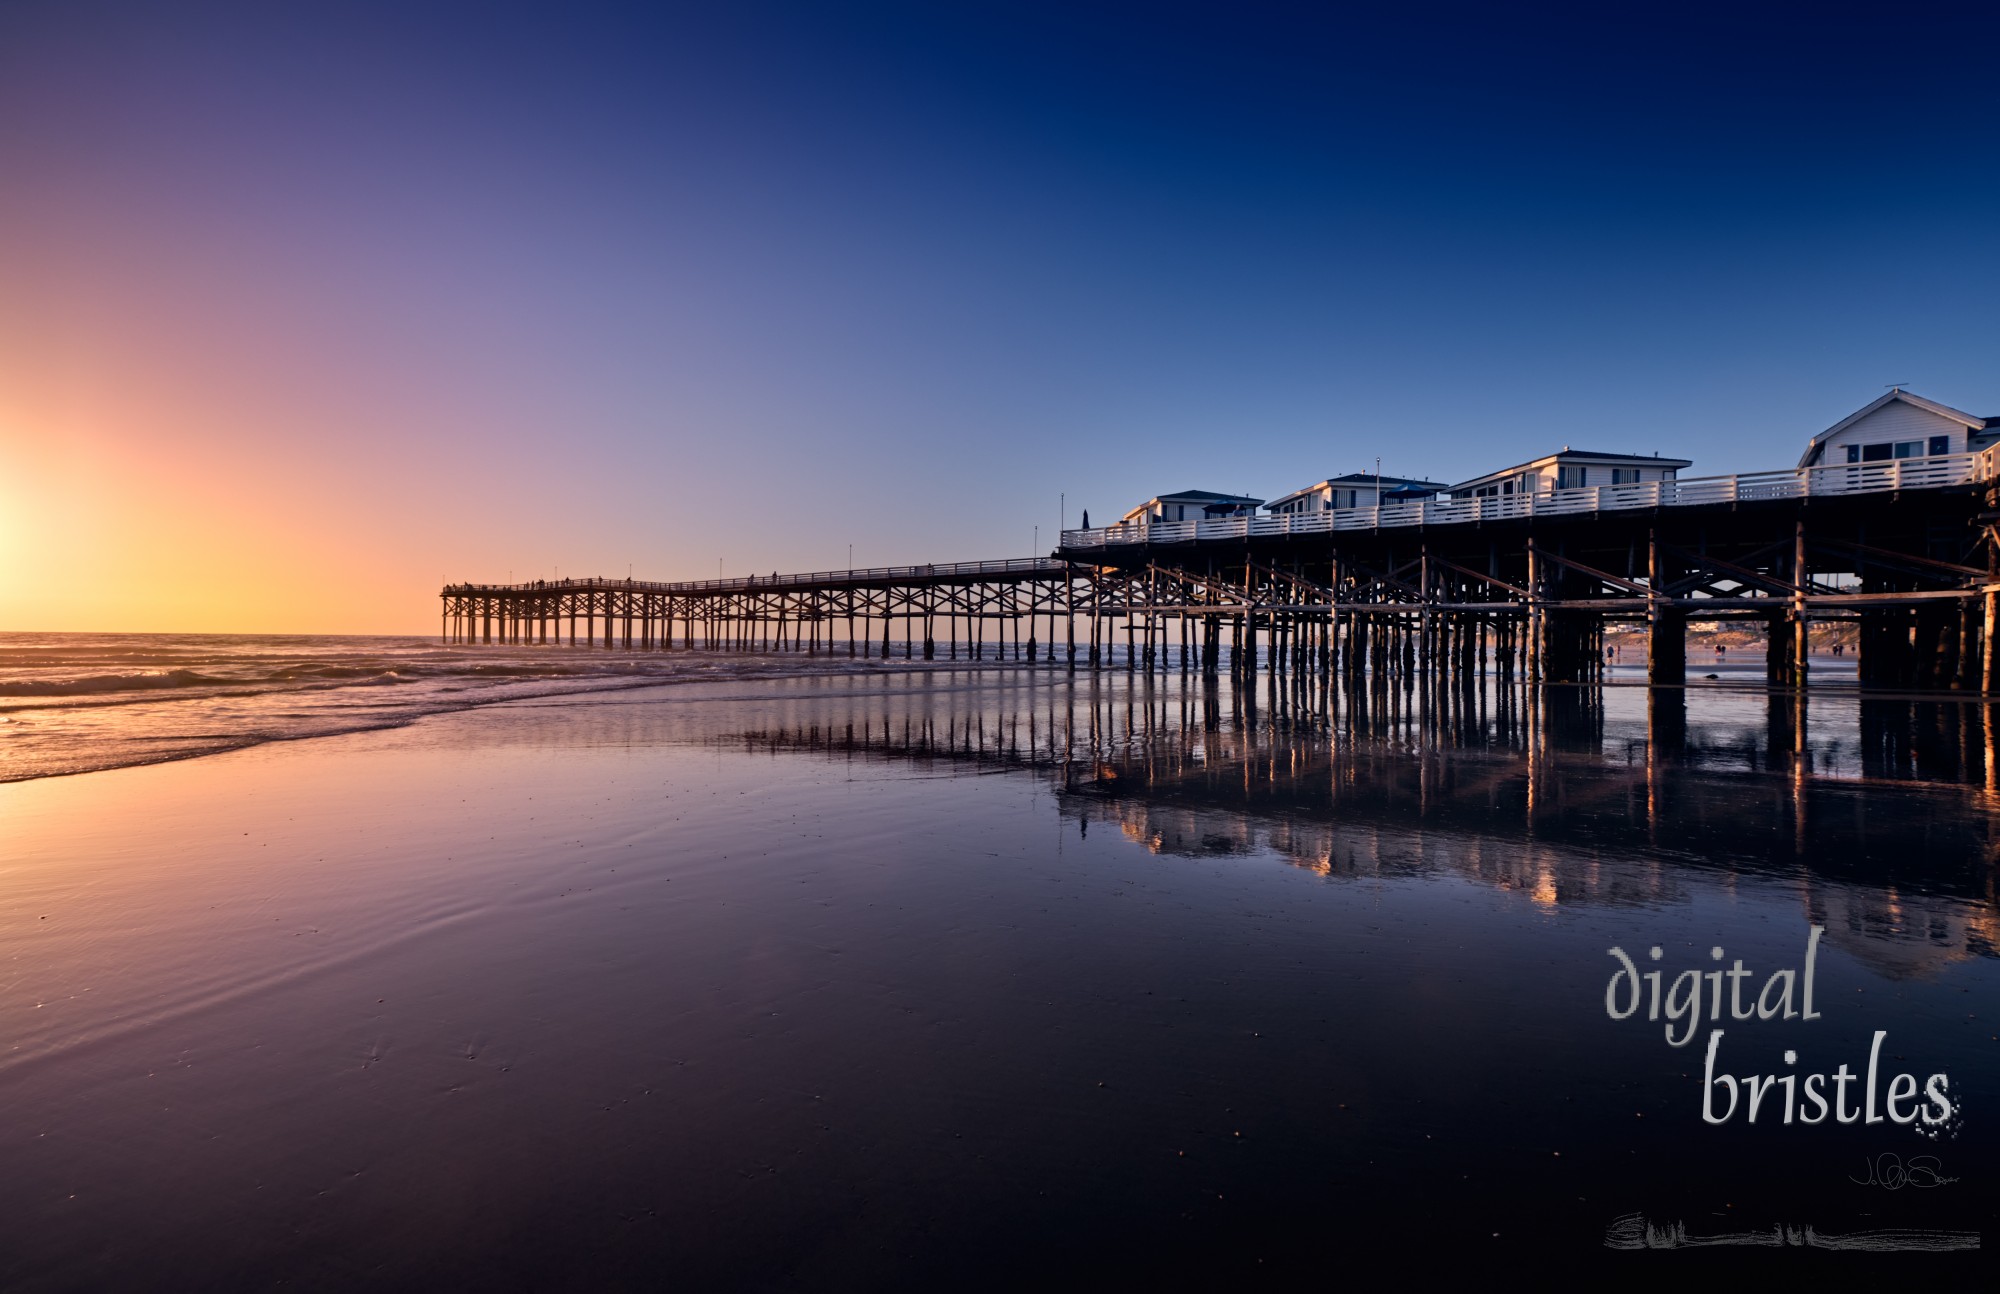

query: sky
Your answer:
[3,0,1998,633]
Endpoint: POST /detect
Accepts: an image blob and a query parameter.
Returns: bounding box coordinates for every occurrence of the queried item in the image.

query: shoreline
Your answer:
[0,634,1901,790]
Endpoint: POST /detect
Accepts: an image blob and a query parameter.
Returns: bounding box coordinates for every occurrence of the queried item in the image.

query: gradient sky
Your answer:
[4,1,1998,633]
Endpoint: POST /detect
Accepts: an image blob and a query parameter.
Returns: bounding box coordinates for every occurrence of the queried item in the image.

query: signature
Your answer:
[1606,1212,1979,1251]
[1850,1153,1958,1190]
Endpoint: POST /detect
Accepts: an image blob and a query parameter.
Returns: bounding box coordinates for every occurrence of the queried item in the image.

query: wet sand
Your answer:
[1,670,1993,1286]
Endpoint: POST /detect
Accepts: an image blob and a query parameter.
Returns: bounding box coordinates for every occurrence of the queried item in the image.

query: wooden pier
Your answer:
[442,558,1073,661]
[443,451,2000,692]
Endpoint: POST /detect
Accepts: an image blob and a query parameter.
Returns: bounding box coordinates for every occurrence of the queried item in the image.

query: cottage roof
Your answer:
[1144,489,1264,505]
[1448,449,1691,493]
[1265,474,1448,510]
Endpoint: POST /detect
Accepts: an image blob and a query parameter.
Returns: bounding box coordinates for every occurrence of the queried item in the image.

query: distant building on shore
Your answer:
[1796,389,2000,467]
[1120,490,1263,524]
[1446,449,1690,500]
[1265,473,1449,515]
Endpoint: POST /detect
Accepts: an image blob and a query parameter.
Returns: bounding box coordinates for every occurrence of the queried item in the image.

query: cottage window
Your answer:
[1929,435,1950,456]
[1892,440,1923,459]
[1611,468,1639,484]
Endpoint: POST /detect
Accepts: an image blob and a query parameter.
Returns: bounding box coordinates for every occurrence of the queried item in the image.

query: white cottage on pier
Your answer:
[1796,389,1999,467]
[1265,473,1449,515]
[1446,449,1690,500]
[1120,490,1264,525]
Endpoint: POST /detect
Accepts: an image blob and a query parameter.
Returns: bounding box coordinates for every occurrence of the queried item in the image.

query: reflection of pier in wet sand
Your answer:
[716,671,1999,975]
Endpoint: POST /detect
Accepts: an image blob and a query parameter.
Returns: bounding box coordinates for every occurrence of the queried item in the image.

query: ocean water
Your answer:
[0,632,916,782]
[0,639,1993,1284]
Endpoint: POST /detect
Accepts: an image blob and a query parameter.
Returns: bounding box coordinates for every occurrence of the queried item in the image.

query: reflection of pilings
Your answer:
[1648,687,1686,758]
[1542,686,1604,751]
[1987,703,1998,803]
[1855,697,1995,783]
[707,665,2000,924]
[1766,691,1808,771]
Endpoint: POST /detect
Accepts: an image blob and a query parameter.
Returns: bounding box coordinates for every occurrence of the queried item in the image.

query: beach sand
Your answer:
[2,672,1993,1286]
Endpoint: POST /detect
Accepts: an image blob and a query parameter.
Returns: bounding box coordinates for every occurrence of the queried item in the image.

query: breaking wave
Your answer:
[0,669,236,697]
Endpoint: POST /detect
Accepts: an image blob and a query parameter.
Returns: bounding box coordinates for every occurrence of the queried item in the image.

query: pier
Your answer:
[443,450,2000,692]
[441,557,1073,661]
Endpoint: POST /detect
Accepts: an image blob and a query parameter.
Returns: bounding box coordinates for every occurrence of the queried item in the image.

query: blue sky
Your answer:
[3,1,1998,626]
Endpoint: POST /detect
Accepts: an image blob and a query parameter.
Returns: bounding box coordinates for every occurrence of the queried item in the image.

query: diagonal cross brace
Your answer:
[1427,554,1532,600]
[1519,548,1653,597]
[1660,542,1816,599]
[1810,536,1988,580]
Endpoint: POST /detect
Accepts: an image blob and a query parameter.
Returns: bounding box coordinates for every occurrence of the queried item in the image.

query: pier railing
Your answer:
[1060,449,2000,550]
[445,556,1066,596]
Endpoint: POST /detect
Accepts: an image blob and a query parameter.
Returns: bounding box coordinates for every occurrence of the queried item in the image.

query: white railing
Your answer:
[1060,450,1999,550]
